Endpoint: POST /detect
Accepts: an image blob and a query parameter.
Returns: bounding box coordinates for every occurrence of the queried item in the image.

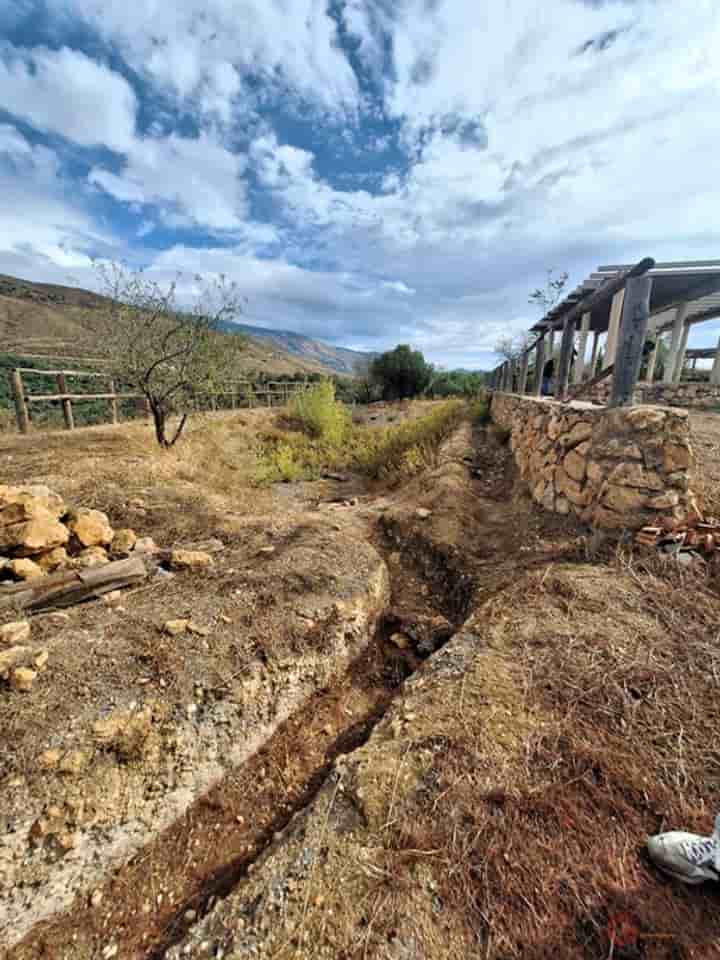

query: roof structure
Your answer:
[532,260,720,336]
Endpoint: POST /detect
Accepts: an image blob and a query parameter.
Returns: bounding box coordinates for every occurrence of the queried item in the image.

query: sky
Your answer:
[1,0,719,370]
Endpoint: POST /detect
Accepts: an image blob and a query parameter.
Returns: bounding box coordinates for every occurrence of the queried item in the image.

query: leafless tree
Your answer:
[93,262,246,448]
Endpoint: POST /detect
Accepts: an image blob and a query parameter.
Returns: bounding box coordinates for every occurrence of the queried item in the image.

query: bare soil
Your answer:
[3,406,720,959]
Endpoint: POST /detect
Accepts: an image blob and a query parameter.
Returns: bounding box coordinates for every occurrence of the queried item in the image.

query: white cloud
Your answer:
[50,0,360,118]
[0,46,137,152]
[89,132,249,230]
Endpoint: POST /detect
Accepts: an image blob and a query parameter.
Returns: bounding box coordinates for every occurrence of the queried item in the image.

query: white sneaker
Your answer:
[647,814,720,884]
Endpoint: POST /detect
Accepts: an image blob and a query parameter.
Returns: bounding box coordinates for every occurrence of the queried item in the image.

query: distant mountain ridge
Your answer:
[224,321,376,376]
[0,272,374,378]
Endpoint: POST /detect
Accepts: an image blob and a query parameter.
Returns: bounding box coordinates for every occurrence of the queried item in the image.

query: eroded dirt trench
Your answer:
[3,422,582,960]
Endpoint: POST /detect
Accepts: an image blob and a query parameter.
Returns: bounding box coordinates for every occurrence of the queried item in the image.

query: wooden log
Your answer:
[673,319,690,385]
[609,274,653,408]
[555,314,576,399]
[533,336,546,397]
[0,556,147,613]
[573,313,590,384]
[56,373,75,430]
[11,368,30,434]
[604,289,625,370]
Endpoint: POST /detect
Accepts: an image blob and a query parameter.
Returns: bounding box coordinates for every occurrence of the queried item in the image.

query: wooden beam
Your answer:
[555,314,576,399]
[56,373,74,430]
[609,275,653,408]
[533,336,546,397]
[15,368,109,378]
[644,336,659,384]
[589,329,601,378]
[573,312,590,383]
[604,288,625,369]
[673,320,690,385]
[518,351,529,394]
[663,305,687,384]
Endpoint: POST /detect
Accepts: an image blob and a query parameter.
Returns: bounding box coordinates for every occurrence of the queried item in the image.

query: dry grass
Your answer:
[341,560,720,959]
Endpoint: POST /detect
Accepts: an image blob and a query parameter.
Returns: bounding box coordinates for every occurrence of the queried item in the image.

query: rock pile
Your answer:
[0,484,147,582]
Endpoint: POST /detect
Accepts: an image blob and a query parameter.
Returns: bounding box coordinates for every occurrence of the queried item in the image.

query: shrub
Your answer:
[287,380,351,445]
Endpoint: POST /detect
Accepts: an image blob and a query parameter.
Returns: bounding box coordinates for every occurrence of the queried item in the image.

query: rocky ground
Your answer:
[3,407,720,959]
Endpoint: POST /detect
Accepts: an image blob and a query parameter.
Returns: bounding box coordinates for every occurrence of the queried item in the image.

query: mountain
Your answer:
[0,273,368,378]
[222,321,376,376]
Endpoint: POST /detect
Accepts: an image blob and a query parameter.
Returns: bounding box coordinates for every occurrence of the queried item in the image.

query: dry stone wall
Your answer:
[586,379,720,410]
[491,394,699,530]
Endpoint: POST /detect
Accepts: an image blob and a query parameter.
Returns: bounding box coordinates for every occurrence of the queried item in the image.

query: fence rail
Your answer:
[8,367,313,434]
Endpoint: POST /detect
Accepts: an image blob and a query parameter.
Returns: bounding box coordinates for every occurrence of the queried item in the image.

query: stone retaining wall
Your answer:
[586,380,720,410]
[491,394,698,530]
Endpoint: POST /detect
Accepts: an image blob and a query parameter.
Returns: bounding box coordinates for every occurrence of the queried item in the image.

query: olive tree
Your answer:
[94,263,245,447]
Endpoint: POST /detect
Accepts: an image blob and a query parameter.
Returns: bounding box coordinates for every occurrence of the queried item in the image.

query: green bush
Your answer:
[287,380,351,445]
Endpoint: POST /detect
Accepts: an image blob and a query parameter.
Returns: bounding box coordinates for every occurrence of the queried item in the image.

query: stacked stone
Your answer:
[0,485,138,581]
[588,380,720,410]
[493,396,698,530]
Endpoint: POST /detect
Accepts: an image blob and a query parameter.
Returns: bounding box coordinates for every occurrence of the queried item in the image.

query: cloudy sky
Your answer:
[1,1,719,368]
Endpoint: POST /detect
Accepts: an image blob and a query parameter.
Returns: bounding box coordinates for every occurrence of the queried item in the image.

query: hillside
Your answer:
[226,321,375,375]
[0,273,357,378]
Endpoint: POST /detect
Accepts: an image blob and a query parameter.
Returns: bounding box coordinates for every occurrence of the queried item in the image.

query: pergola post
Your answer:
[664,304,688,384]
[518,350,529,394]
[533,336,546,397]
[644,336,660,384]
[673,318,690,385]
[604,289,625,369]
[589,330,601,377]
[609,275,653,408]
[710,336,720,386]
[555,314,576,399]
[547,328,556,360]
[573,312,590,384]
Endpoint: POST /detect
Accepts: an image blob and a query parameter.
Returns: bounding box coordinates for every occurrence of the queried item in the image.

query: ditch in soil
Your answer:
[7,515,475,960]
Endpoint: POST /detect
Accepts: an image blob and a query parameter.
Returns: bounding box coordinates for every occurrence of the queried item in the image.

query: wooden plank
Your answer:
[0,556,147,613]
[26,392,141,402]
[533,336,546,397]
[609,274,653,408]
[16,368,109,378]
[56,373,74,430]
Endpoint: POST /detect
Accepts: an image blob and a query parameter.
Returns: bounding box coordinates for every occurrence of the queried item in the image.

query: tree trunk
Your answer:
[150,401,169,448]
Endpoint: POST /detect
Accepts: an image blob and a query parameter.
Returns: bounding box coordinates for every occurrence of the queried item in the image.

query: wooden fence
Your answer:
[8,368,313,434]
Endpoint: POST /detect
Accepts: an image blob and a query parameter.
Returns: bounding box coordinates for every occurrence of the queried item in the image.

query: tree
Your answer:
[93,263,245,448]
[494,331,537,363]
[370,344,433,400]
[528,268,569,316]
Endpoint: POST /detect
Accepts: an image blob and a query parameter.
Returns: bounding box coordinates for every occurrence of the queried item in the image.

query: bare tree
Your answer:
[93,263,246,448]
[528,268,569,316]
[494,331,536,363]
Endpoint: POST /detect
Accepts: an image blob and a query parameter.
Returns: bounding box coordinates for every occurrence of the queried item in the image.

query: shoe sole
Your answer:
[657,866,714,885]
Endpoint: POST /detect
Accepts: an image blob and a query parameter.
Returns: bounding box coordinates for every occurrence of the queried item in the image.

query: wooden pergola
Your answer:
[491,258,720,405]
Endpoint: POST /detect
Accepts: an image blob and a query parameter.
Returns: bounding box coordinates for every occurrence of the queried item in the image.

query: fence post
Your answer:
[609,274,653,408]
[108,379,119,424]
[56,372,75,430]
[11,369,30,434]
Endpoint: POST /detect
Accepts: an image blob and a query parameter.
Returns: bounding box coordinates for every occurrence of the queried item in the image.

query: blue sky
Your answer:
[1,0,719,369]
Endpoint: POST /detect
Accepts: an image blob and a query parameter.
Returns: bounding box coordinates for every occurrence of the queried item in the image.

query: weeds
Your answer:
[254,398,466,485]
